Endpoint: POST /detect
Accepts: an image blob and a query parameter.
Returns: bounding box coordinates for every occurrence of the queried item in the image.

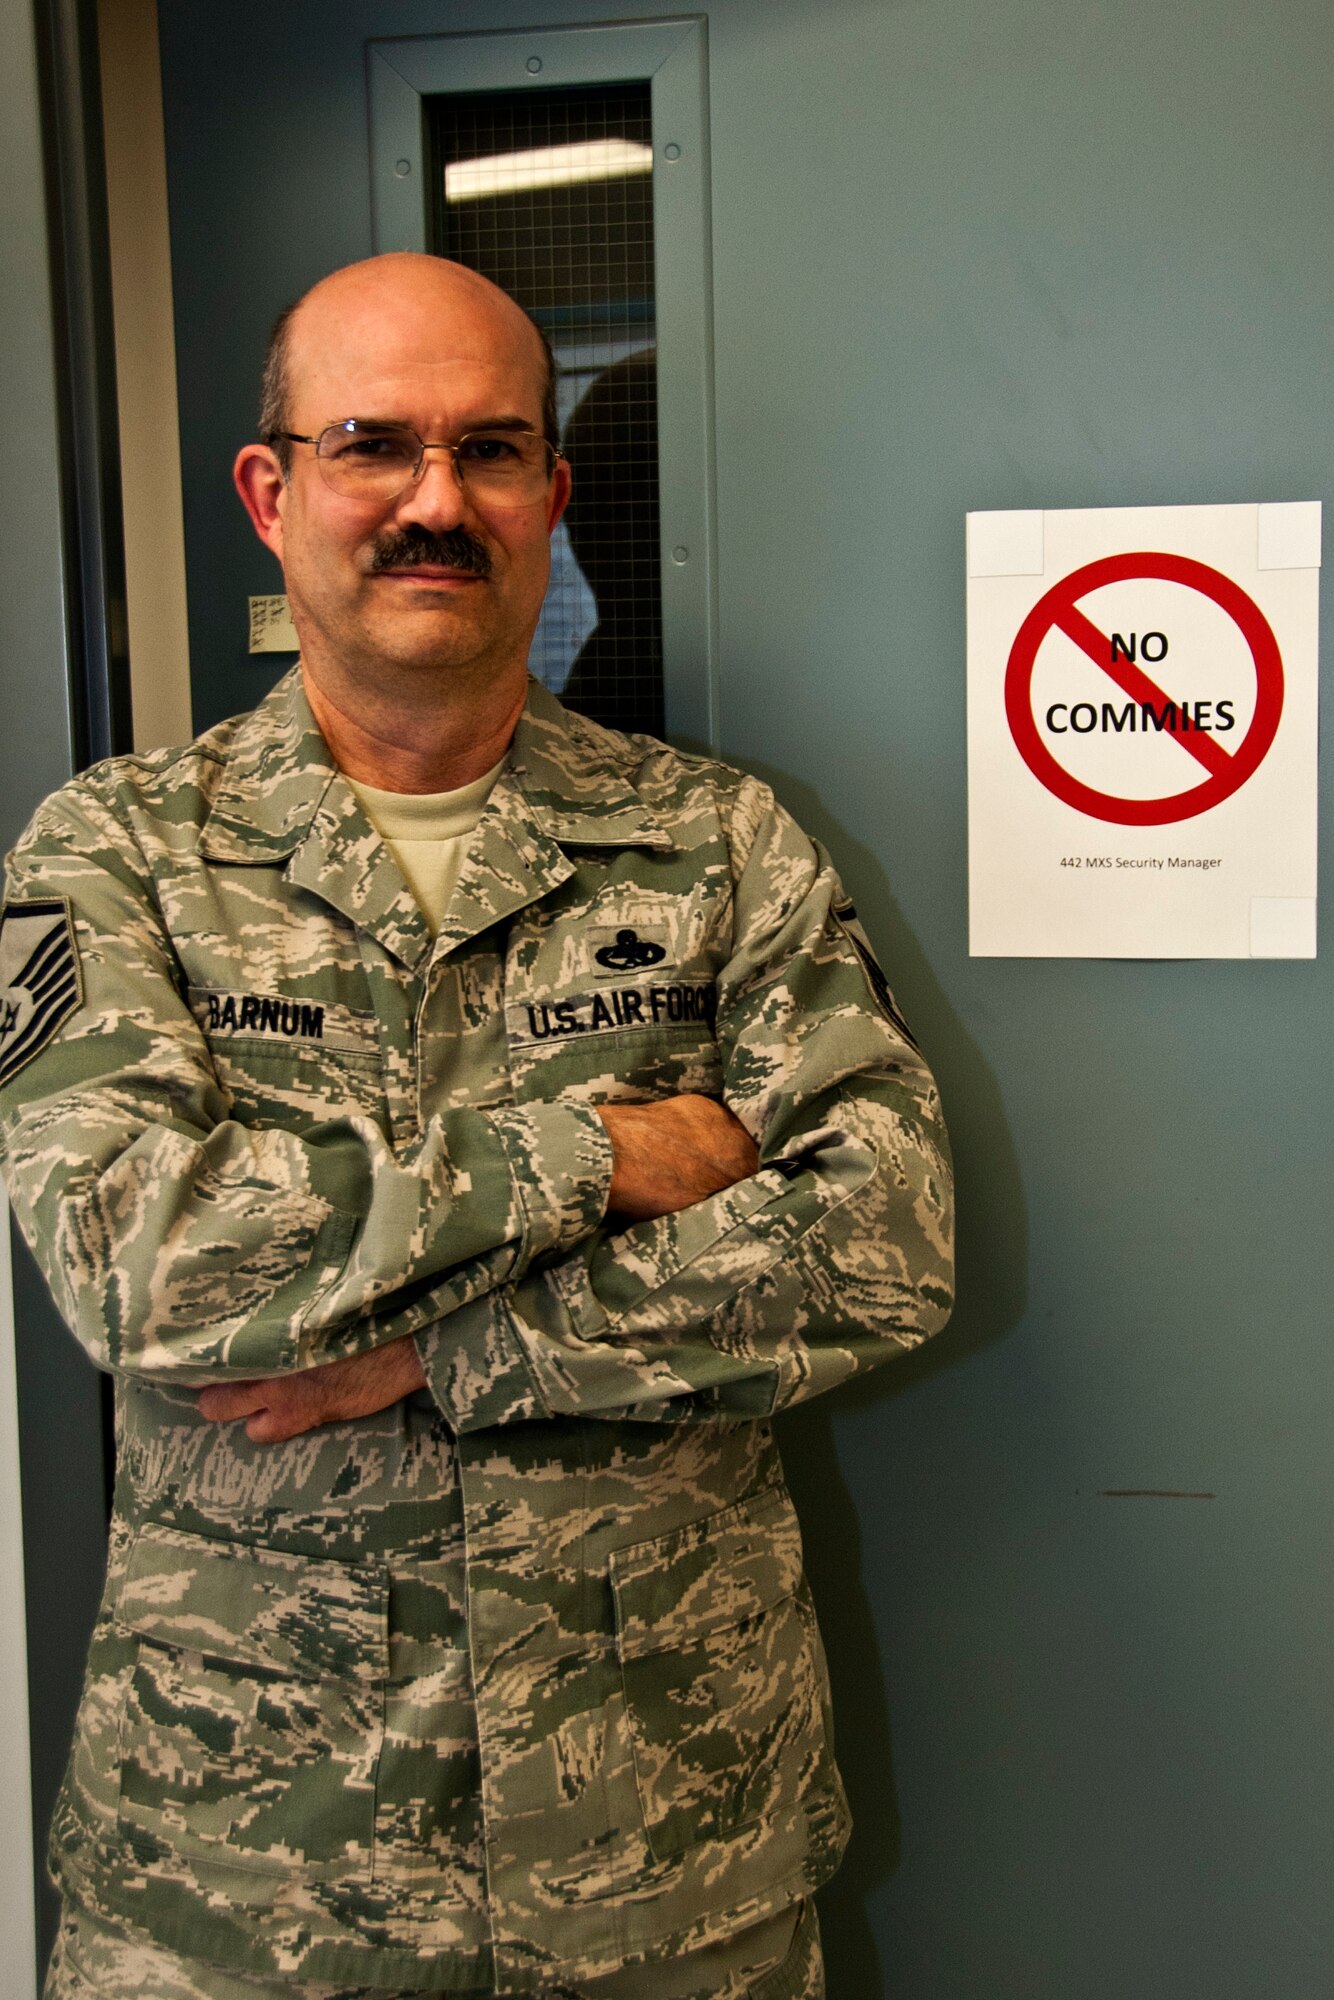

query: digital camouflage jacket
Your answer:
[0,671,953,1993]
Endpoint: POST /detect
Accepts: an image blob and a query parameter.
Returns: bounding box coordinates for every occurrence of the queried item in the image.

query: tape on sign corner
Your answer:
[966,510,1044,579]
[1255,502,1322,572]
[1249,896,1317,959]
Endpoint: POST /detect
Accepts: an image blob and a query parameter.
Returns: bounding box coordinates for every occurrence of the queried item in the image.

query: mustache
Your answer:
[369,525,492,578]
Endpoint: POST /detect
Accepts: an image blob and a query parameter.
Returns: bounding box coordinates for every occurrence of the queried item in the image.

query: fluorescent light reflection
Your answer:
[445,138,654,202]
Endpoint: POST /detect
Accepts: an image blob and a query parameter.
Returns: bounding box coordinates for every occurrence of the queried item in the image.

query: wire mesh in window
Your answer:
[431,83,663,738]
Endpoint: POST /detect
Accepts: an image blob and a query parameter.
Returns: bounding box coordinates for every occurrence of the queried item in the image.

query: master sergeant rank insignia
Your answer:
[0,899,82,1085]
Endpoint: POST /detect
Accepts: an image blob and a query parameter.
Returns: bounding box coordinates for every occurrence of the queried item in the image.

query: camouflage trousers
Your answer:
[45,1898,823,2000]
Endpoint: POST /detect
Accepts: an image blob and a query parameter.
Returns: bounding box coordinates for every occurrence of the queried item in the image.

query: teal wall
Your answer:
[158,3,1333,1992]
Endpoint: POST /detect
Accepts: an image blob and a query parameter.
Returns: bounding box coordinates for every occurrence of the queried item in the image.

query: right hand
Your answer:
[196,1333,427,1443]
[596,1095,759,1222]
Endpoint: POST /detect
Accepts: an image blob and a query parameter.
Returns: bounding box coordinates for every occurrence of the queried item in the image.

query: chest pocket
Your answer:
[189,986,386,1128]
[504,974,723,1105]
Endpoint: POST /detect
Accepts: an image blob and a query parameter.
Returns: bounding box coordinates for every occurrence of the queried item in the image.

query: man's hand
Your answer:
[197,1334,427,1442]
[597,1094,759,1222]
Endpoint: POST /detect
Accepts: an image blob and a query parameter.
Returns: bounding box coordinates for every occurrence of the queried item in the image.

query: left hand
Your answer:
[196,1333,427,1442]
[597,1094,759,1221]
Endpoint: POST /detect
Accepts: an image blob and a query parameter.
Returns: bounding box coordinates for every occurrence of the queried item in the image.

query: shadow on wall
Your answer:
[733,757,1029,1998]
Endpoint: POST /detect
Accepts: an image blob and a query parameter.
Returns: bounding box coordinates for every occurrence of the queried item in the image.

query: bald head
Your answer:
[258,254,557,471]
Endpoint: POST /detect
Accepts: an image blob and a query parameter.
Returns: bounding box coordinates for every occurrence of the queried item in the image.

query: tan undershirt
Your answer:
[347,760,505,935]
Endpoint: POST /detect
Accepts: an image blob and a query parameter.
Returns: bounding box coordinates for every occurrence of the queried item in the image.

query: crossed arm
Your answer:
[3,771,951,1436]
[196,1095,758,1441]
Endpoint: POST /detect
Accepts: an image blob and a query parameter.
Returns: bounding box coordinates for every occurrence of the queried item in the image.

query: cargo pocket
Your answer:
[115,1523,388,1881]
[610,1485,836,1863]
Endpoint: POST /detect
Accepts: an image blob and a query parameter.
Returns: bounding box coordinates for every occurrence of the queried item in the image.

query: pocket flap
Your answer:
[118,1522,388,1686]
[610,1485,803,1663]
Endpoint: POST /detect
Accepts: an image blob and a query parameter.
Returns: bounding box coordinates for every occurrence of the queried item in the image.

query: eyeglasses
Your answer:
[266,420,562,508]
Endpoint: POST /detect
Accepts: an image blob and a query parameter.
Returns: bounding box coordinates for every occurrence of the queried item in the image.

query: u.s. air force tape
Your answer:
[0,898,83,1085]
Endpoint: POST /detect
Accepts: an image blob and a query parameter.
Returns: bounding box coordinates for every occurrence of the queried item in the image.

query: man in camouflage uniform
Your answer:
[0,255,953,1998]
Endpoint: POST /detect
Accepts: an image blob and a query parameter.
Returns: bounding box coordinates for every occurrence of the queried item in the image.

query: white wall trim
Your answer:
[99,0,193,753]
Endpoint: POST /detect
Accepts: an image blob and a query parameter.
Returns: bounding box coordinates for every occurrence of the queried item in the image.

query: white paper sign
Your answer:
[967,503,1320,958]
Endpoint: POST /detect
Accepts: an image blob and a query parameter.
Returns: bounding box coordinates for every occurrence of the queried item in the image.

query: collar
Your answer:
[506,678,673,853]
[198,668,673,972]
[198,668,339,866]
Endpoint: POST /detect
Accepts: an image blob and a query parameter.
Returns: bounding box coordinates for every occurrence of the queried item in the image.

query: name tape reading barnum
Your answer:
[966,502,1320,960]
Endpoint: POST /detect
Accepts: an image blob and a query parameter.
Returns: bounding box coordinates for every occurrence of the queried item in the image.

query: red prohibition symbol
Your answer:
[1004,551,1284,827]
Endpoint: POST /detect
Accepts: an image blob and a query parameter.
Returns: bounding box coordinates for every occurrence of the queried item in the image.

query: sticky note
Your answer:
[248,595,299,653]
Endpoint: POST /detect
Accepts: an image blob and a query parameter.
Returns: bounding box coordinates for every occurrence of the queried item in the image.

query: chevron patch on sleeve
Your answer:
[0,898,82,1085]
